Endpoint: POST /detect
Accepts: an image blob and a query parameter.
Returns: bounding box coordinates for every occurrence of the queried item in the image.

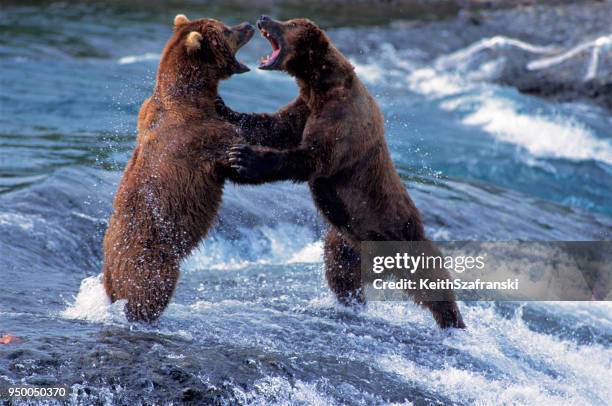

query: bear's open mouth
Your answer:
[259,28,281,68]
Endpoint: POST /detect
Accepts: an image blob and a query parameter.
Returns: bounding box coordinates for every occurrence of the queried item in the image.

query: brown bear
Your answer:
[219,16,466,329]
[102,14,258,322]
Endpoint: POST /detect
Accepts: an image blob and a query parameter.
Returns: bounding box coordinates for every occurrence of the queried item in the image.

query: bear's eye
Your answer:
[290,23,297,28]
[223,28,231,36]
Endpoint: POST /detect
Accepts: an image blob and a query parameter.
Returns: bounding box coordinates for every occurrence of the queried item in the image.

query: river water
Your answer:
[1,2,611,404]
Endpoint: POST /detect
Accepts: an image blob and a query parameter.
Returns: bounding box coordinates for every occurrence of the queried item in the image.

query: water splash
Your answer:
[433,34,612,83]
[61,275,125,323]
[527,34,612,81]
[436,36,559,70]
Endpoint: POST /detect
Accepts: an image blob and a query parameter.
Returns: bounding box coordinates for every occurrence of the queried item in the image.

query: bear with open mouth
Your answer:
[218,16,466,329]
[103,15,263,322]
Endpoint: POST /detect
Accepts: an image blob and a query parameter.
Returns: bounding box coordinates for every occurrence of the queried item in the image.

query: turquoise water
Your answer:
[1,2,611,404]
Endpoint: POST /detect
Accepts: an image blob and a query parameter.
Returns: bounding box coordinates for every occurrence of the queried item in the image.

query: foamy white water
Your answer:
[242,377,337,405]
[459,97,612,164]
[437,35,559,69]
[183,223,322,271]
[376,303,612,405]
[527,34,612,81]
[407,67,466,97]
[401,64,612,164]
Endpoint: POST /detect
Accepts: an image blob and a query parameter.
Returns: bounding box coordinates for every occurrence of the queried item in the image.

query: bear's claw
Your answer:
[228,145,260,179]
[227,144,281,180]
[215,96,228,115]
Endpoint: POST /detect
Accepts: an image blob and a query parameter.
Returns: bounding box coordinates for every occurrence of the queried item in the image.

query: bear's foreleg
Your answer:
[216,96,309,149]
[227,145,315,183]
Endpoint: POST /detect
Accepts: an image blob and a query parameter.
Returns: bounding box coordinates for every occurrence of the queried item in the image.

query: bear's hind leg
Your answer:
[324,228,364,306]
[408,241,466,329]
[102,264,116,302]
[422,300,466,329]
[123,262,180,323]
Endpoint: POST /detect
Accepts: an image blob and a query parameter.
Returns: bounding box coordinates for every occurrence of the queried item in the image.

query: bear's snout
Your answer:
[257,15,274,30]
[236,22,254,32]
[233,22,255,49]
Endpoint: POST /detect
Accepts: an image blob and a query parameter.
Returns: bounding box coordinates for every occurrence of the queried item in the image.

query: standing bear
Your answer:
[103,15,258,322]
[218,16,466,328]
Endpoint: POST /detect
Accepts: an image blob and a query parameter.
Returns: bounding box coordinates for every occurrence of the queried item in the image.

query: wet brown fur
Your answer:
[102,16,254,322]
[223,18,465,328]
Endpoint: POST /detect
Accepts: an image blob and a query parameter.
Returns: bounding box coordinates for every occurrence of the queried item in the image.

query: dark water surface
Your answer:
[1,2,611,405]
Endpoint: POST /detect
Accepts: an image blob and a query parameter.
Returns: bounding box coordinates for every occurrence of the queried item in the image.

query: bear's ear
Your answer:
[174,14,190,29]
[185,31,203,53]
[305,25,329,61]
